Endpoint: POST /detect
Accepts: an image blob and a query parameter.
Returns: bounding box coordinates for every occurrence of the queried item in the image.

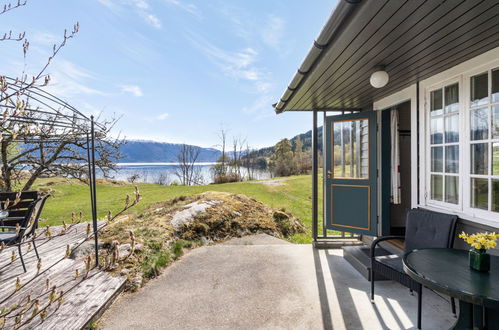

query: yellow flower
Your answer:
[461,231,498,251]
[485,241,497,249]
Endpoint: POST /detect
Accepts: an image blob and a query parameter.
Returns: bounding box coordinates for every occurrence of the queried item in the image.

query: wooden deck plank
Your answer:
[0,223,125,329]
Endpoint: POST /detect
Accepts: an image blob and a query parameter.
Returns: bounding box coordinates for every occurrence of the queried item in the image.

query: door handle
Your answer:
[327,170,333,179]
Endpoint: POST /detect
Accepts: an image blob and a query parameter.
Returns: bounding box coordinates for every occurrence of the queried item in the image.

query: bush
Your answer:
[213,173,241,184]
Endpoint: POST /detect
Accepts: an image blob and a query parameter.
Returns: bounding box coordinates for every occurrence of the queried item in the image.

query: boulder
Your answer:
[69,241,103,259]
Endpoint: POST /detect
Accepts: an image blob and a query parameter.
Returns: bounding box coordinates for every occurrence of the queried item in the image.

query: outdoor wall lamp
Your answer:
[370,68,389,88]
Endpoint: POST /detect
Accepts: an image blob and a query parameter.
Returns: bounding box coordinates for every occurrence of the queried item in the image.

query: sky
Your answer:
[0,0,337,149]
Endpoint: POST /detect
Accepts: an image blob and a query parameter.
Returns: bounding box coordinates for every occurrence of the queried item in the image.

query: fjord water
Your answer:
[98,163,272,185]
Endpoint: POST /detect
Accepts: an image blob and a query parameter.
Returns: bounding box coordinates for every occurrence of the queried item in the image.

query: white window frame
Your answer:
[424,77,463,211]
[463,64,499,220]
[418,47,499,228]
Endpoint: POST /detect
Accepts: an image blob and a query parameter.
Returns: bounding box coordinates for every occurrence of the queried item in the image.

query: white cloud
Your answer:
[45,60,107,97]
[132,0,149,9]
[188,35,263,83]
[31,32,61,46]
[165,0,201,18]
[120,84,144,97]
[187,33,276,119]
[242,95,274,116]
[157,112,169,120]
[145,14,161,28]
[261,15,285,50]
[97,0,162,28]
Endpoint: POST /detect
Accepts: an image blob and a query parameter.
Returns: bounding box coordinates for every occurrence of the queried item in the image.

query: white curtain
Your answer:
[391,109,401,204]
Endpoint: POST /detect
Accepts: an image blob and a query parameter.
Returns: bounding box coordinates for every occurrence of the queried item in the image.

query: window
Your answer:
[333,119,369,179]
[469,69,499,213]
[424,63,499,222]
[428,83,460,205]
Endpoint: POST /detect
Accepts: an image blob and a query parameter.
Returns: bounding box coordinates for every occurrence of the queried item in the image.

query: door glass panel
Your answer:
[445,145,459,173]
[444,83,459,113]
[492,68,499,103]
[333,119,368,179]
[445,176,459,204]
[471,72,488,107]
[493,105,499,139]
[431,147,443,172]
[493,142,499,176]
[333,122,343,177]
[431,117,443,144]
[471,143,488,175]
[470,107,489,140]
[445,114,459,143]
[493,179,499,213]
[430,89,443,116]
[431,175,443,201]
[471,178,488,210]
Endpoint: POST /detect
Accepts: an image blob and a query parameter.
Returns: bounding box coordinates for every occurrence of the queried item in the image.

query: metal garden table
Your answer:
[403,248,499,330]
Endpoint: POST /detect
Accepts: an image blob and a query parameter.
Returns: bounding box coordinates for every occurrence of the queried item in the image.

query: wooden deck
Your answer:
[0,223,126,329]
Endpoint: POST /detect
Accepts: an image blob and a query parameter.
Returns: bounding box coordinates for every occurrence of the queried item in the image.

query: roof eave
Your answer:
[274,0,363,114]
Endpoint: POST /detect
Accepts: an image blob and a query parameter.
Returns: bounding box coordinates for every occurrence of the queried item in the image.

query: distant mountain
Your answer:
[120,140,221,163]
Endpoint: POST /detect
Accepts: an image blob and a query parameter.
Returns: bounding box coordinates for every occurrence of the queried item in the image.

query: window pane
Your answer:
[471,178,488,210]
[470,107,489,140]
[333,119,368,179]
[359,119,369,179]
[431,175,443,201]
[445,176,459,204]
[333,122,343,177]
[431,147,443,172]
[493,105,499,139]
[493,179,499,213]
[471,72,488,107]
[493,142,499,176]
[471,143,488,175]
[444,83,459,113]
[445,145,459,173]
[431,117,443,144]
[492,68,499,103]
[445,114,459,143]
[430,89,443,116]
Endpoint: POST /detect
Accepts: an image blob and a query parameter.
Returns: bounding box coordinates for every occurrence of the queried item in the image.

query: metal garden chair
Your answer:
[0,195,49,272]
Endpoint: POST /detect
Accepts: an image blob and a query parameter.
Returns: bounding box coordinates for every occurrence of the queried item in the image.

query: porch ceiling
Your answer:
[274,0,499,113]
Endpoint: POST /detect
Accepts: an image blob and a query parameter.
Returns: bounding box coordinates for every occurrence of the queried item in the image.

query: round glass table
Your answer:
[403,248,499,330]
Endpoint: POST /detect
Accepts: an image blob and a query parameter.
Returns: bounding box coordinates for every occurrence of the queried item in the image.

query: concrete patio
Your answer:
[100,234,455,329]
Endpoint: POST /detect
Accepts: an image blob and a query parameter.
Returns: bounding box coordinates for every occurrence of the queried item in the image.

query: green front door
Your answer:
[325,111,377,236]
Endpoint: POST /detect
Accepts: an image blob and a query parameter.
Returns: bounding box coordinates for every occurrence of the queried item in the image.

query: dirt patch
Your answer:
[251,178,288,187]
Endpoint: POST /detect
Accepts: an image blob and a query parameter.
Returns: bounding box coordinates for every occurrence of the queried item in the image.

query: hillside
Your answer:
[120,140,221,163]
[249,126,324,158]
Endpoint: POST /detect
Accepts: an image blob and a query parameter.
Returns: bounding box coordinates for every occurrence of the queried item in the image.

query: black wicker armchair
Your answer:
[0,195,49,272]
[370,208,457,329]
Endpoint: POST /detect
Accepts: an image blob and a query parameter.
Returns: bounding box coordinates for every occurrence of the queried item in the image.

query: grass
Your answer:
[34,174,324,243]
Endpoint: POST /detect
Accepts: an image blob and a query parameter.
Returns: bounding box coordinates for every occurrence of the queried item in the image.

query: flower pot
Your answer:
[469,249,490,272]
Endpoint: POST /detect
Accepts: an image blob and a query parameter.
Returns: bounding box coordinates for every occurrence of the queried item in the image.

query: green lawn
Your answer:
[34,174,324,243]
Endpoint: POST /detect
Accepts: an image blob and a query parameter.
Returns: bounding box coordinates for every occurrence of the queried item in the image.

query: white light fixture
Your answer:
[370,69,389,88]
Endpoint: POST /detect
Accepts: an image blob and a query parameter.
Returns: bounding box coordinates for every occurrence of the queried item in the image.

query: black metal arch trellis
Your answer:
[1,76,105,266]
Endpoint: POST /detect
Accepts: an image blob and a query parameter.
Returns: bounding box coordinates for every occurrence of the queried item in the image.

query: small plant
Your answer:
[141,250,172,279]
[171,241,185,259]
